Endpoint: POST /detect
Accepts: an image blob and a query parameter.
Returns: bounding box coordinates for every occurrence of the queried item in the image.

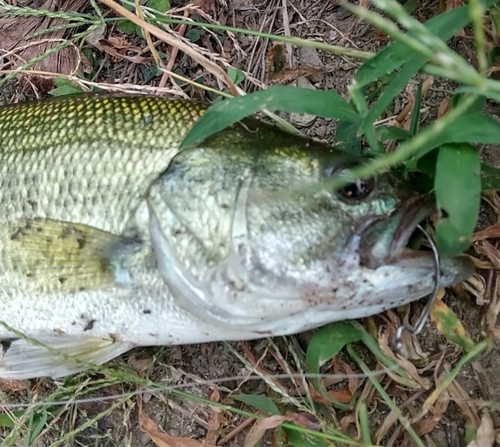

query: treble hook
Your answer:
[393,224,441,352]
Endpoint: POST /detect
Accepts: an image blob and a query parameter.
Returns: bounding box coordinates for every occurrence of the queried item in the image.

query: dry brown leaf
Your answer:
[467,412,495,447]
[205,389,223,446]
[487,276,500,330]
[473,223,500,242]
[244,415,290,447]
[378,328,430,389]
[270,66,324,83]
[447,379,481,428]
[311,388,352,404]
[244,420,269,447]
[255,415,289,430]
[289,413,321,430]
[437,97,450,118]
[414,417,440,436]
[191,0,216,14]
[490,327,500,341]
[99,39,151,64]
[339,413,357,431]
[250,412,322,433]
[137,395,216,447]
[475,241,500,269]
[0,378,27,392]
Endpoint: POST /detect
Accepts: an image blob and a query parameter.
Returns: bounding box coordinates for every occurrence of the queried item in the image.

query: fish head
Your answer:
[146,122,474,335]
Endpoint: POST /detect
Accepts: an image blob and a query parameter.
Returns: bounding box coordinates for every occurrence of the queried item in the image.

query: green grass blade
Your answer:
[353,0,499,89]
[181,86,360,148]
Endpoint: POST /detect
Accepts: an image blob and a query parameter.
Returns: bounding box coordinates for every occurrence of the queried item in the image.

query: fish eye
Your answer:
[329,167,374,201]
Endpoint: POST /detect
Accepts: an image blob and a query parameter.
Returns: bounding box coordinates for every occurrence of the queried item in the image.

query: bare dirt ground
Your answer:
[1,0,500,446]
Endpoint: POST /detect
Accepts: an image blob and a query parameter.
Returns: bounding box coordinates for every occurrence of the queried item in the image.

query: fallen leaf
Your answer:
[289,413,322,430]
[137,395,216,447]
[99,39,151,64]
[437,97,450,118]
[430,299,476,352]
[269,66,324,83]
[475,241,500,269]
[415,417,440,436]
[255,415,289,430]
[0,379,27,392]
[192,0,216,13]
[467,412,495,447]
[339,413,357,431]
[244,420,268,447]
[311,388,352,404]
[205,389,223,446]
[472,223,500,242]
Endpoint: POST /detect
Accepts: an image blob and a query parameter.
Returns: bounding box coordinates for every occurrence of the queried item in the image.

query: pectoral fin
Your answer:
[0,334,134,379]
[3,218,145,293]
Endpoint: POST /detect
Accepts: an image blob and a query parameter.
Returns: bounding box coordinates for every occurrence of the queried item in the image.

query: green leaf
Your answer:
[147,0,170,13]
[416,112,500,159]
[117,19,140,35]
[284,427,334,447]
[332,120,362,155]
[186,28,202,42]
[0,411,25,427]
[232,394,280,415]
[306,321,363,371]
[228,66,246,85]
[28,409,49,443]
[48,78,85,97]
[430,299,476,352]
[409,81,422,137]
[181,86,360,148]
[355,0,500,88]
[434,143,481,256]
[305,321,363,409]
[375,125,410,142]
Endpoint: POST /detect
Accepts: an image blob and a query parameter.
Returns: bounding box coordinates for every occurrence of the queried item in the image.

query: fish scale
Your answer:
[0,94,207,233]
[0,93,474,380]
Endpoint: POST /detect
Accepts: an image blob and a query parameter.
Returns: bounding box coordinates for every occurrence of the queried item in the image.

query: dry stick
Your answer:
[281,0,294,68]
[97,0,238,95]
[158,9,189,90]
[218,417,255,446]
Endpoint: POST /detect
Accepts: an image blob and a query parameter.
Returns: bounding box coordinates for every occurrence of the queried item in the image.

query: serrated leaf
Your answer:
[233,394,280,415]
[434,143,481,256]
[430,299,475,352]
[181,86,360,148]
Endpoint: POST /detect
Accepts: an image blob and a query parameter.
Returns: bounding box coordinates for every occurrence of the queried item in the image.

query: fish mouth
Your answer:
[358,195,436,270]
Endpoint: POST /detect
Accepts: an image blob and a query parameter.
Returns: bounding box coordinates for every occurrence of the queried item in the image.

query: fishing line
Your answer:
[393,223,441,352]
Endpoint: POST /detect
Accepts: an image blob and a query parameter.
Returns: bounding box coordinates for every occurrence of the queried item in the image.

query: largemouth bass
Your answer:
[0,94,473,379]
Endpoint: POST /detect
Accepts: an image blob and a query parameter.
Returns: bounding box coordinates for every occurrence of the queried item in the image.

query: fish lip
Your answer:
[355,194,436,269]
[385,195,436,264]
